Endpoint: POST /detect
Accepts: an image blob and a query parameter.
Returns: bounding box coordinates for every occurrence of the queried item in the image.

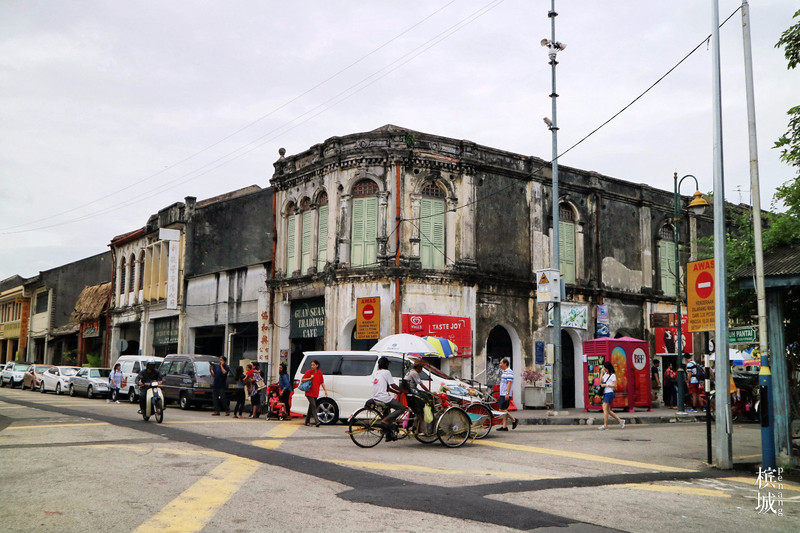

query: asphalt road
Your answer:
[0,386,796,532]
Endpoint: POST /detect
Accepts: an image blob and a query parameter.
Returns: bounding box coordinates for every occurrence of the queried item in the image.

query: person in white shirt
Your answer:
[598,361,625,430]
[372,357,405,439]
[497,358,517,431]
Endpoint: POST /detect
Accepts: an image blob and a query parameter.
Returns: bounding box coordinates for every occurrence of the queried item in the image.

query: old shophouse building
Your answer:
[0,275,31,364]
[264,125,712,408]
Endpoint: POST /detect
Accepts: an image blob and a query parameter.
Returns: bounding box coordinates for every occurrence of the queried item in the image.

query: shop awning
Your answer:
[71,282,112,323]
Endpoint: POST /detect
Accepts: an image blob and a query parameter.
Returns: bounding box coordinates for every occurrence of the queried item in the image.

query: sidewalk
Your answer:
[513,406,713,426]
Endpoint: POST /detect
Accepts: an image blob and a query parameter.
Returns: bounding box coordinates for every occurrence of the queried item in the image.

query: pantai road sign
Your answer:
[729,326,757,344]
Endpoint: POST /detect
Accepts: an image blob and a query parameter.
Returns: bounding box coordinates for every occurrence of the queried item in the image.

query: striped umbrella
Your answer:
[420,336,458,358]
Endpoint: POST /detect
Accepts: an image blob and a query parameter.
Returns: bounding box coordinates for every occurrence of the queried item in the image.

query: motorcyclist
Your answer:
[135,360,163,415]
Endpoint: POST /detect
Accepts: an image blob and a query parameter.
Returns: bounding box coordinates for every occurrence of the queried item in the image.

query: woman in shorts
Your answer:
[598,361,625,430]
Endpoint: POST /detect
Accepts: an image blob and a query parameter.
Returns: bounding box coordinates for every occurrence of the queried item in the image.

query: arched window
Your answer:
[559,204,576,284]
[316,192,329,272]
[299,198,312,274]
[658,224,677,296]
[420,181,446,269]
[351,180,378,267]
[119,257,127,299]
[285,202,297,275]
[138,251,145,291]
[128,254,136,293]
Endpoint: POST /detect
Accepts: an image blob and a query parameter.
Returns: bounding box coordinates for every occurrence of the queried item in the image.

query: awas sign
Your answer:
[687,259,715,332]
[356,297,380,340]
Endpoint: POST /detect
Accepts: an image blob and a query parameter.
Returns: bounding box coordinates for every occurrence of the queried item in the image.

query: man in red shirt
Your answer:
[300,360,328,427]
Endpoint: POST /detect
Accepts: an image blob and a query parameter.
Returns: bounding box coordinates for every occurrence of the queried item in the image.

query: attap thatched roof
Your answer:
[71,282,112,323]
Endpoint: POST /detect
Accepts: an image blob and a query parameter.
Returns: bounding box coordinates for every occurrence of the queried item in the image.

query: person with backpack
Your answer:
[684,353,701,412]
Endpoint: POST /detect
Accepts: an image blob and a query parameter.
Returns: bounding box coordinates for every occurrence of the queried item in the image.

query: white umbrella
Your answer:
[370,333,437,355]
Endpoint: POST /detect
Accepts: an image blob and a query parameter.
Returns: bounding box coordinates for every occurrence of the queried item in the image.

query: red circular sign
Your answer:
[695,271,714,299]
[361,304,374,320]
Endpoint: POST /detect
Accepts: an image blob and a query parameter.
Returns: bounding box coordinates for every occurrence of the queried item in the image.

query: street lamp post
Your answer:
[673,173,709,413]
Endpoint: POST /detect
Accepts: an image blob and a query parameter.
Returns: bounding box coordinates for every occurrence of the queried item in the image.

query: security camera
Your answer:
[543,117,553,128]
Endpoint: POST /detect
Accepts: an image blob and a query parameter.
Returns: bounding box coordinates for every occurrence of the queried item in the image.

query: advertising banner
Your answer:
[402,314,472,357]
[654,314,693,355]
[547,302,589,330]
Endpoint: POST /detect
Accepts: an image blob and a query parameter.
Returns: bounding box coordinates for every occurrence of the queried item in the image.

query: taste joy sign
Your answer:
[687,259,715,332]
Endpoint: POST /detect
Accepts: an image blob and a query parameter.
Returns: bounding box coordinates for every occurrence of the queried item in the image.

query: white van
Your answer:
[290,351,469,425]
[114,355,164,402]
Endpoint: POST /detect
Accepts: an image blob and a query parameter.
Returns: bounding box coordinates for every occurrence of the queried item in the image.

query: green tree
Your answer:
[774,9,800,216]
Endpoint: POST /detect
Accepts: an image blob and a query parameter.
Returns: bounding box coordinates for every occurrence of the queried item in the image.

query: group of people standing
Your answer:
[211,357,294,419]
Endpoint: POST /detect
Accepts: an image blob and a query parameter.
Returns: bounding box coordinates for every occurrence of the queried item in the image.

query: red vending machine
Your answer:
[583,337,651,412]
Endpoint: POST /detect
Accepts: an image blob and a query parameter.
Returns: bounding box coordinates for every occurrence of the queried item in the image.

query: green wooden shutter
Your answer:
[286,215,296,275]
[559,221,576,283]
[301,210,312,273]
[420,198,445,269]
[351,198,365,267]
[317,205,328,272]
[659,240,676,296]
[364,197,378,266]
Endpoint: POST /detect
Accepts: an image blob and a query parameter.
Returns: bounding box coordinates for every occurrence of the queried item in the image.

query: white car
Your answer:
[39,366,81,395]
[69,367,111,398]
[1,361,31,388]
[290,351,473,425]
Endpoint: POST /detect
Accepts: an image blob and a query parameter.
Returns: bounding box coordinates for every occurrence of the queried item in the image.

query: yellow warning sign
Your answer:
[539,273,549,284]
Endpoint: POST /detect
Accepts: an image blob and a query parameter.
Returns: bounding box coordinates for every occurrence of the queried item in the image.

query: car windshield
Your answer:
[89,369,111,378]
[14,364,30,372]
[61,368,79,376]
[194,362,212,377]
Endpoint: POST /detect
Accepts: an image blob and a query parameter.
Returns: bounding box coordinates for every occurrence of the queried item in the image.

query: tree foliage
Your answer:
[774,10,800,217]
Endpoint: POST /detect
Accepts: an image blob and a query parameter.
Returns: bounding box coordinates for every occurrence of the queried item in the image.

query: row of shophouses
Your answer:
[0,125,719,409]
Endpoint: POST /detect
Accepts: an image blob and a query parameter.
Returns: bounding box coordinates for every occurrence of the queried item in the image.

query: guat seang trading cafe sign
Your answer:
[290,299,325,339]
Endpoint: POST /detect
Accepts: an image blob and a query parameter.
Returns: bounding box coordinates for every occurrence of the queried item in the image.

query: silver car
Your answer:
[1,361,31,388]
[69,367,111,398]
[39,366,81,395]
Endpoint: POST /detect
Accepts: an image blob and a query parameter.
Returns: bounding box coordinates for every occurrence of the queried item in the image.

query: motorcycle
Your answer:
[141,381,165,423]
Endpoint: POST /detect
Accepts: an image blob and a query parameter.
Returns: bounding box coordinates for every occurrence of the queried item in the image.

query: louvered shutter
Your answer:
[317,205,328,272]
[286,215,296,274]
[659,240,676,296]
[301,210,312,273]
[559,221,576,283]
[364,197,378,266]
[351,198,365,267]
[420,199,445,269]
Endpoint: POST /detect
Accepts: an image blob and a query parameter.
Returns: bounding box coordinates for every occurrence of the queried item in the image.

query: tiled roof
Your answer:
[732,246,800,278]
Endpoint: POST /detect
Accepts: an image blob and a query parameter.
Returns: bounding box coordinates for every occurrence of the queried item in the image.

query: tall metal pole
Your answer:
[548,0,562,411]
[741,0,777,468]
[674,173,686,413]
[711,0,732,470]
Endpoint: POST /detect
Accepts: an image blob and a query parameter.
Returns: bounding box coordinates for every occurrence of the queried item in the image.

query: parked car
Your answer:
[290,351,470,425]
[114,355,164,403]
[1,361,31,388]
[159,354,228,410]
[69,367,111,398]
[22,364,53,390]
[39,366,81,394]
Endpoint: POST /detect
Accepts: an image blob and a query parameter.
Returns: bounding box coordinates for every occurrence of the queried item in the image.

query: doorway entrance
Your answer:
[561,330,575,409]
[486,326,513,387]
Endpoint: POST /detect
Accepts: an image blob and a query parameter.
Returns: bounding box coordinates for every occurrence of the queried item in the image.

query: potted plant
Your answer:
[522,369,546,407]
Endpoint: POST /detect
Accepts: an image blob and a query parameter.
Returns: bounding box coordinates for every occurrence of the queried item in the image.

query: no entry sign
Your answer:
[687,259,715,332]
[356,297,380,340]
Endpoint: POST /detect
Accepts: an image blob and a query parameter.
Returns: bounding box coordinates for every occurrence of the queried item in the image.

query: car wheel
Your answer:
[56,383,62,395]
[179,392,191,410]
[40,381,46,393]
[69,384,75,397]
[316,398,339,425]
[87,386,94,399]
[127,387,136,403]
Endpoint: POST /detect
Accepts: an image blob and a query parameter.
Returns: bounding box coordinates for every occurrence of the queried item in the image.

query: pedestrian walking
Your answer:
[247,365,264,418]
[211,356,231,416]
[496,357,517,431]
[278,363,292,417]
[650,359,661,404]
[300,359,327,427]
[598,361,625,430]
[108,363,123,404]
[664,363,678,409]
[232,366,246,418]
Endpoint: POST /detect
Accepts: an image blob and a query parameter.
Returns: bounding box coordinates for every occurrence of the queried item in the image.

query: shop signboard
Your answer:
[402,314,472,357]
[290,299,325,339]
[547,302,588,330]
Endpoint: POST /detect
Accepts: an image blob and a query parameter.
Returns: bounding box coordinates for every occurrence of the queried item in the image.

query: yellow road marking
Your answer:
[618,483,729,498]
[5,422,109,430]
[133,457,260,533]
[252,422,300,449]
[86,443,232,460]
[723,476,800,492]
[476,440,693,473]
[0,405,27,409]
[327,459,554,480]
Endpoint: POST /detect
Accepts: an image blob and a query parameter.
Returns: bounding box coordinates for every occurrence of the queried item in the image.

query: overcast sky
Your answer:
[1,0,796,281]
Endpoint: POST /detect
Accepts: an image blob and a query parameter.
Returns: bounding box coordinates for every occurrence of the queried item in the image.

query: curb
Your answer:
[518,414,709,426]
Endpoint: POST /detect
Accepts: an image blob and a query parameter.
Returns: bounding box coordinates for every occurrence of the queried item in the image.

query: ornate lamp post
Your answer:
[673,173,709,413]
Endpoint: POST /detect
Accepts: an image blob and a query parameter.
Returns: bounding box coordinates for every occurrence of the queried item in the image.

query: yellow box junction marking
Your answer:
[252,422,300,449]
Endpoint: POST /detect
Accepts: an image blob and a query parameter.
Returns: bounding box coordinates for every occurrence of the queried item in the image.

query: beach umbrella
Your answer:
[420,336,458,358]
[370,334,437,355]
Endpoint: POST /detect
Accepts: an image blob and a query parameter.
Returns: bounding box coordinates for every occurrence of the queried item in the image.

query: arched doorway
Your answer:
[350,325,375,351]
[561,330,575,408]
[486,326,513,387]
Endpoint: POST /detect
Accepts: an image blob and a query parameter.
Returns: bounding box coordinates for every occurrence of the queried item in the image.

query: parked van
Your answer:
[159,354,231,410]
[290,351,469,425]
[115,355,164,403]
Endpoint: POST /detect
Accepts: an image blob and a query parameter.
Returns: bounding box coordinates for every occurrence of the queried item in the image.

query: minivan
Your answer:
[290,351,470,425]
[114,355,164,403]
[159,354,232,410]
